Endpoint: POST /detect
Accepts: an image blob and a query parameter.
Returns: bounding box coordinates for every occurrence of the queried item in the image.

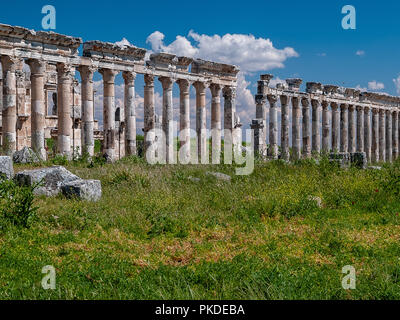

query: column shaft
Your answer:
[210,83,222,164]
[340,104,348,153]
[144,75,155,155]
[393,110,399,160]
[364,107,371,162]
[331,103,340,152]
[356,106,364,152]
[321,101,330,153]
[301,98,311,158]
[311,99,321,154]
[280,95,290,160]
[194,82,207,163]
[267,94,278,159]
[372,108,380,163]
[223,86,236,161]
[379,109,386,162]
[123,71,137,156]
[348,105,356,153]
[386,110,392,162]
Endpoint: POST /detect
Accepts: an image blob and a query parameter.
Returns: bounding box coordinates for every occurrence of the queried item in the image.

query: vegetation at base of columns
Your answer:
[1,158,400,299]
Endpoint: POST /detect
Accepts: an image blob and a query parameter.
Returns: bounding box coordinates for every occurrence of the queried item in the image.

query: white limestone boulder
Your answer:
[61,179,102,202]
[14,166,81,196]
[13,147,40,164]
[206,171,231,182]
[0,156,14,180]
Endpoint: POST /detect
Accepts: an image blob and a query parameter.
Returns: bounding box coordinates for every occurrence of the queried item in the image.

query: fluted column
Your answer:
[26,59,46,160]
[311,99,321,154]
[379,109,386,162]
[372,108,380,163]
[267,94,278,159]
[340,104,348,153]
[57,63,75,159]
[144,74,155,154]
[280,95,290,160]
[194,82,207,163]
[301,98,311,158]
[210,83,222,164]
[386,109,392,162]
[321,101,330,153]
[364,106,371,162]
[223,86,236,159]
[122,71,136,156]
[292,96,301,160]
[356,105,364,153]
[1,56,22,156]
[331,102,340,153]
[393,110,399,160]
[159,77,175,163]
[77,65,96,157]
[348,105,356,153]
[99,68,118,161]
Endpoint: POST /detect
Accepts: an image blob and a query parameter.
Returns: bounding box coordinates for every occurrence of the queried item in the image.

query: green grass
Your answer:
[1,156,400,299]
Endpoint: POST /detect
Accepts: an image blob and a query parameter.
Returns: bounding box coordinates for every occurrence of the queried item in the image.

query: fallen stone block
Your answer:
[61,179,102,202]
[368,166,382,170]
[14,166,81,196]
[206,171,231,181]
[0,156,14,180]
[350,152,367,169]
[13,146,40,164]
[329,152,350,168]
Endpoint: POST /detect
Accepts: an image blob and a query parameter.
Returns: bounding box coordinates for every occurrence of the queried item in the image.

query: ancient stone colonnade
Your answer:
[0,23,238,162]
[253,74,400,163]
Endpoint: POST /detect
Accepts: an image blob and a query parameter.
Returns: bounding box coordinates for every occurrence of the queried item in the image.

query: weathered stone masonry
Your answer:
[0,23,239,162]
[253,74,400,164]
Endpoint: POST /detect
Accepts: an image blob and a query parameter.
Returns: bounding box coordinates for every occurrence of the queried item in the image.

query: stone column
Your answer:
[1,56,22,156]
[176,79,191,163]
[379,109,386,162]
[364,106,371,162]
[301,98,311,158]
[386,109,392,163]
[210,83,222,164]
[251,119,265,158]
[267,94,278,159]
[321,101,330,153]
[280,95,290,161]
[255,94,267,149]
[356,105,364,153]
[144,74,155,154]
[159,77,175,164]
[99,68,119,162]
[331,102,340,153]
[26,59,46,160]
[122,71,136,156]
[340,104,348,153]
[77,65,96,157]
[292,96,301,160]
[311,99,321,154]
[372,108,380,163]
[194,82,207,163]
[57,63,75,159]
[393,109,399,160]
[348,105,356,153]
[223,86,236,158]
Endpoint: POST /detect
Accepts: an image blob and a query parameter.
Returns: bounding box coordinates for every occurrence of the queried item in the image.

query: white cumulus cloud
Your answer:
[368,80,384,91]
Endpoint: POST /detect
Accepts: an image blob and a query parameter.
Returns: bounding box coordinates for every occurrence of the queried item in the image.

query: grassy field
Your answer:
[0,155,400,299]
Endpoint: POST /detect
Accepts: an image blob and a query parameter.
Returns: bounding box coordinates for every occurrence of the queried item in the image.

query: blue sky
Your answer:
[1,0,400,128]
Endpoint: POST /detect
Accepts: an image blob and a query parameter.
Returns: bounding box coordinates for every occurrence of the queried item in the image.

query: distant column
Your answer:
[122,71,137,156]
[177,79,191,163]
[210,83,222,164]
[386,109,392,162]
[340,104,348,153]
[292,96,301,160]
[78,65,96,157]
[255,94,267,148]
[301,98,311,158]
[356,105,364,153]
[280,95,290,161]
[57,63,75,159]
[267,94,278,159]
[194,81,208,163]
[311,99,321,154]
[99,68,119,162]
[1,56,22,156]
[379,109,386,162]
[393,109,399,160]
[331,102,340,153]
[26,59,46,160]
[364,106,372,162]
[159,77,175,163]
[372,108,380,163]
[321,101,330,153]
[144,74,155,154]
[223,86,236,160]
[348,105,356,153]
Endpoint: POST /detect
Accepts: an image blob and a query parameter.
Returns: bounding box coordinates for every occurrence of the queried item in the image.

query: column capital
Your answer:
[330,101,339,110]
[99,68,119,83]
[255,94,266,105]
[340,103,349,110]
[291,96,300,107]
[177,78,191,93]
[222,86,236,99]
[194,81,208,93]
[209,83,222,97]
[386,108,393,115]
[364,105,371,112]
[311,99,320,108]
[280,94,289,106]
[348,104,356,111]
[379,108,386,115]
[78,65,96,82]
[267,94,278,105]
[26,59,46,74]
[0,55,23,72]
[122,71,136,84]
[57,63,75,82]
[356,105,364,112]
[321,100,329,108]
[144,74,154,87]
[159,76,174,90]
[372,107,380,114]
[301,97,310,108]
